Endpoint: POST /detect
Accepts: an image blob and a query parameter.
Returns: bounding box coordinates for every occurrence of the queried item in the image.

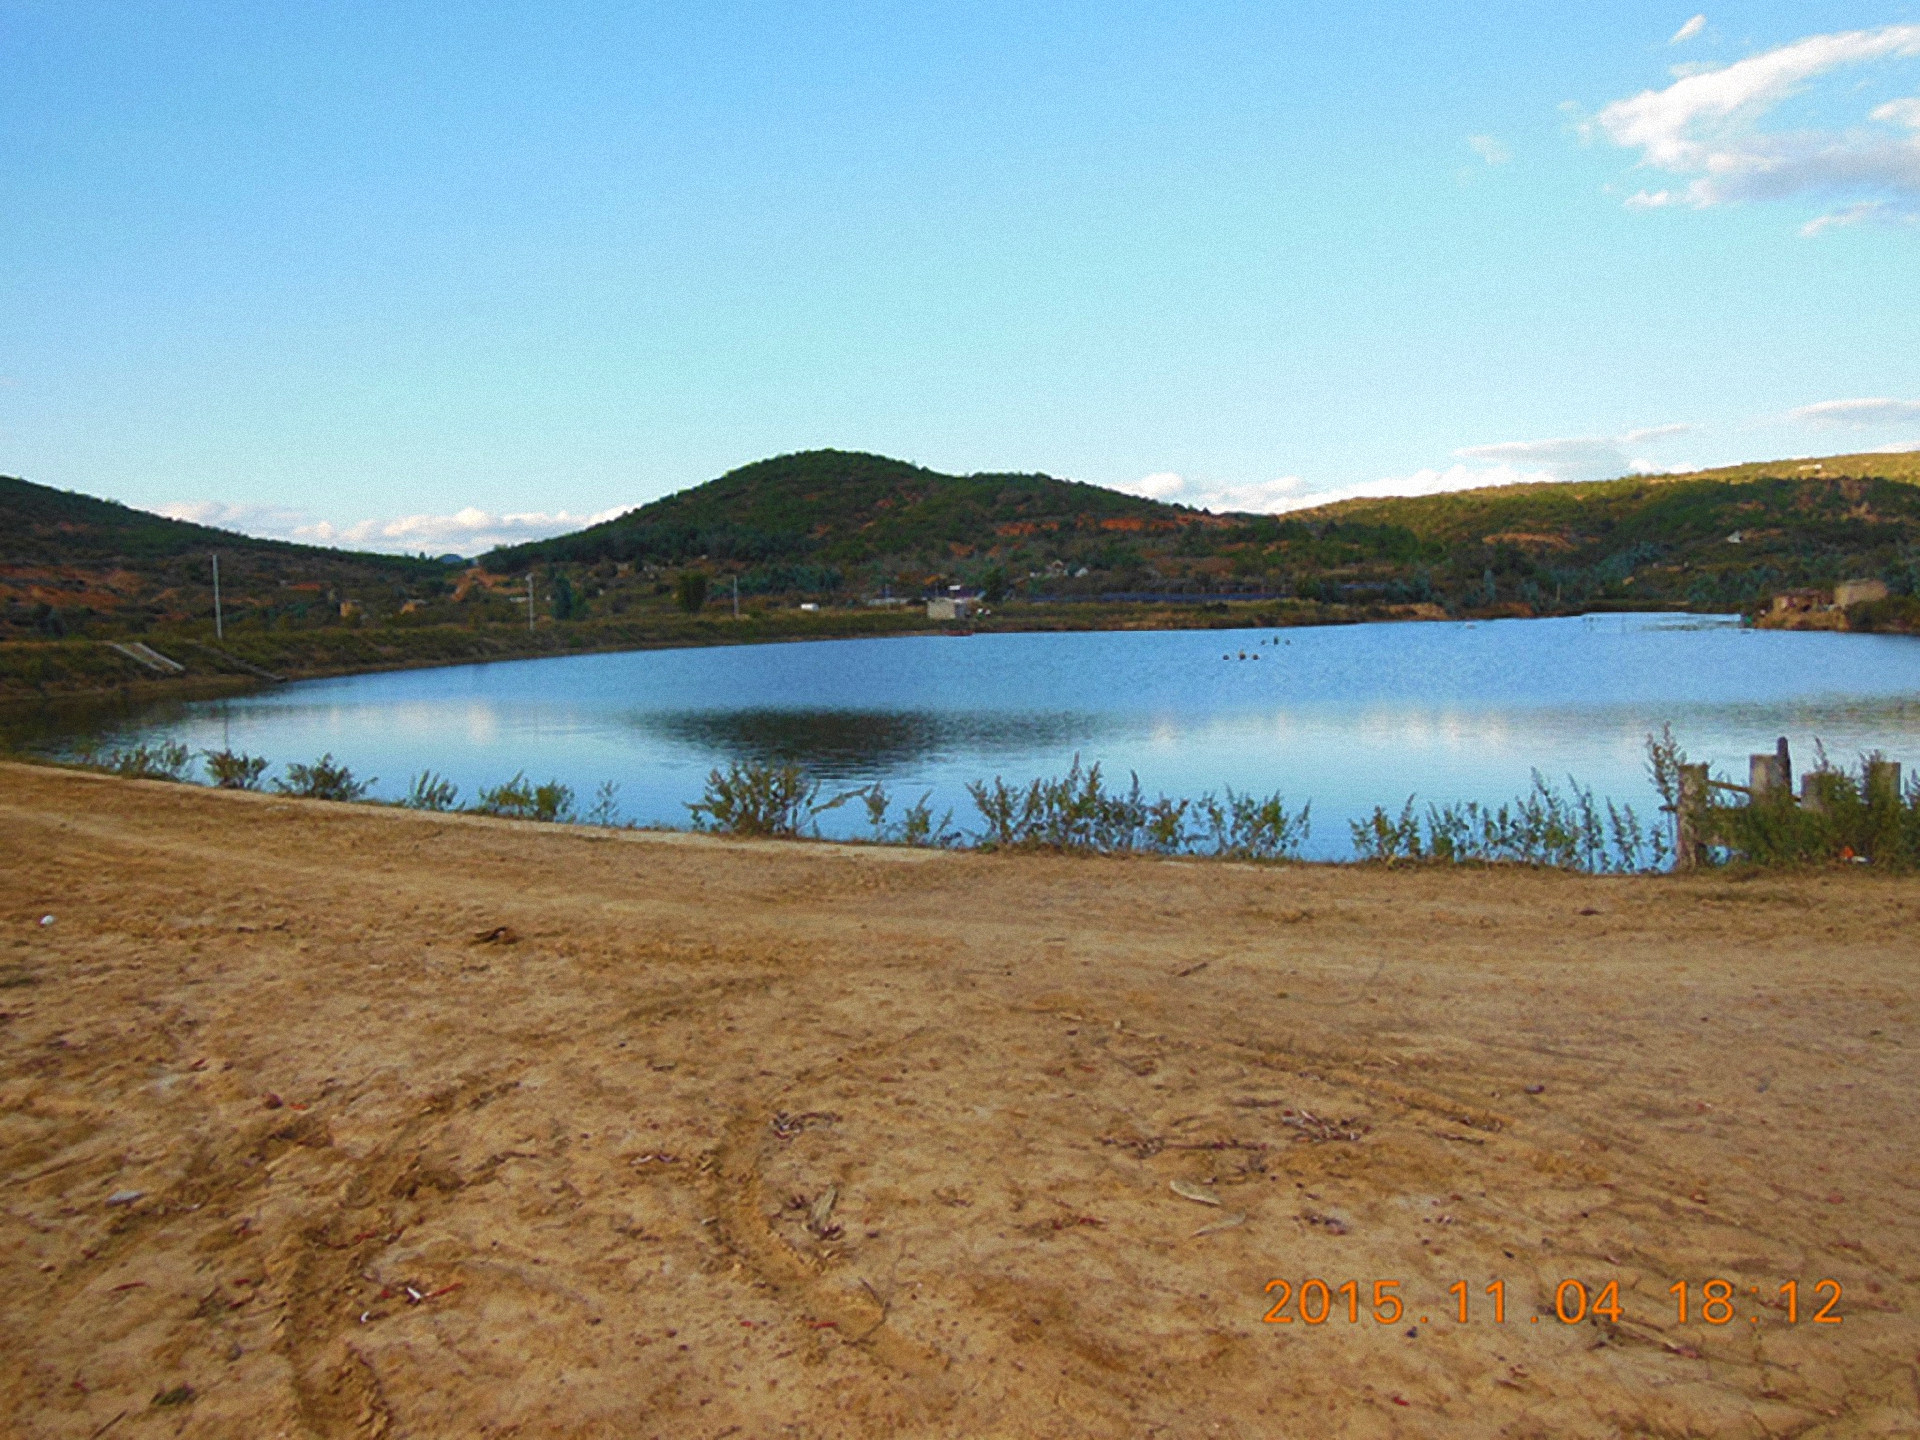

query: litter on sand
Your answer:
[1169,1179,1221,1206]
[1191,1212,1248,1238]
[807,1186,839,1236]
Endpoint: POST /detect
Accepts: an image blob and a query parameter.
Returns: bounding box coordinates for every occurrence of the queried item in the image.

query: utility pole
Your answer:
[732,575,739,619]
[212,554,224,640]
[527,573,535,633]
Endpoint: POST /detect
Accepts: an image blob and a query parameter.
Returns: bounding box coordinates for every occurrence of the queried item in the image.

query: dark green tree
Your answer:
[674,571,709,614]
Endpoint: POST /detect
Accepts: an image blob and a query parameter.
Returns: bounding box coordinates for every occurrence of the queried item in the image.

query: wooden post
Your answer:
[1748,743,1795,801]
[1677,763,1709,871]
[1799,774,1827,815]
[1866,759,1902,806]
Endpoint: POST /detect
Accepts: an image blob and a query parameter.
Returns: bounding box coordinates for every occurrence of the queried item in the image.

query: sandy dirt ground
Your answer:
[1,761,1916,1439]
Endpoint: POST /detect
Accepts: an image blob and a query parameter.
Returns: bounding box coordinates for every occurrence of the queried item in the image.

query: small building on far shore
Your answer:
[1834,578,1890,608]
[1761,578,1899,632]
[927,595,975,621]
[1770,589,1825,615]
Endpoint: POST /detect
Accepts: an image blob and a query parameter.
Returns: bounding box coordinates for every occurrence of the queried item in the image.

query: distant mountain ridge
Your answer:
[7,445,1920,648]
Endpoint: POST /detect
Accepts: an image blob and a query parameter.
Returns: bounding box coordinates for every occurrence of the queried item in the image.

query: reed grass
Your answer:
[1349,771,1666,873]
[274,754,374,802]
[402,770,460,811]
[92,739,194,783]
[42,729,1920,871]
[203,749,269,790]
[474,772,576,823]
[965,756,1309,859]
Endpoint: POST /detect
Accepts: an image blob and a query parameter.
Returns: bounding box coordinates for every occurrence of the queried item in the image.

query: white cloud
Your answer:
[1121,425,1690,515]
[1591,24,1920,230]
[1798,199,1918,235]
[1787,397,1920,426]
[1623,422,1693,443]
[152,500,632,555]
[1114,472,1314,513]
[1454,424,1692,480]
[1670,14,1707,46]
[1874,97,1920,129]
[1125,471,1191,501]
[1455,436,1635,479]
[1271,463,1561,512]
[1468,134,1512,165]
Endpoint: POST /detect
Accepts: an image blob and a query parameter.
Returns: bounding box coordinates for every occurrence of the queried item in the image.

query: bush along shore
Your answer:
[40,729,1920,873]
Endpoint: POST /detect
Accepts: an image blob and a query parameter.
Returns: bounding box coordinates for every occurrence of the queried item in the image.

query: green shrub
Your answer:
[97,739,193,782]
[473,772,575,822]
[967,756,1307,859]
[275,754,373,802]
[401,770,460,811]
[203,749,268,790]
[859,781,957,847]
[674,571,709,614]
[584,780,622,827]
[1350,771,1663,873]
[686,761,823,837]
[1196,789,1313,860]
[1701,751,1917,868]
[1846,595,1920,633]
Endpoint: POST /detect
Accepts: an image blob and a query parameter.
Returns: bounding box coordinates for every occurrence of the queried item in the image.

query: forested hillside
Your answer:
[486,447,1920,619]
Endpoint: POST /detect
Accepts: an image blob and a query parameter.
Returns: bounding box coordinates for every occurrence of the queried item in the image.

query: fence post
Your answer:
[1866,760,1902,806]
[1677,763,1708,871]
[1749,753,1788,798]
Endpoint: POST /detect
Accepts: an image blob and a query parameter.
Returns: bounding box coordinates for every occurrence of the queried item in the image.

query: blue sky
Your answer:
[3,2,1919,552]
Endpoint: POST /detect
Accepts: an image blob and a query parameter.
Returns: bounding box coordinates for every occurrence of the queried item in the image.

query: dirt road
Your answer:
[1,762,1915,1438]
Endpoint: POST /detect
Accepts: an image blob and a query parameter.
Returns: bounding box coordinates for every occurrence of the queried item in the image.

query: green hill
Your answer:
[1270,450,1920,614]
[481,449,1204,574]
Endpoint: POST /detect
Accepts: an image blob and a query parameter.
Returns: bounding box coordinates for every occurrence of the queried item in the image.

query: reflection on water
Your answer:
[635,708,1104,775]
[10,614,1920,858]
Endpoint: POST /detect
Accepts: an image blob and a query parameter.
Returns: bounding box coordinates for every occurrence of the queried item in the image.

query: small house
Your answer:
[1833,578,1889,608]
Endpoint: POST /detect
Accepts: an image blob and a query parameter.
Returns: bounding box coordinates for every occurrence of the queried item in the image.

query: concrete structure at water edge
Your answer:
[1834,578,1890,608]
[1770,589,1825,615]
[1761,579,1895,631]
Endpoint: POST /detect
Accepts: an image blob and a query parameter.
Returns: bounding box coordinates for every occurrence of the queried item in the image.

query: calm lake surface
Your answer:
[24,613,1920,858]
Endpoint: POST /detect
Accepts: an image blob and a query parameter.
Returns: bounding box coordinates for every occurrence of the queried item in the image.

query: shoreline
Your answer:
[0,595,1697,707]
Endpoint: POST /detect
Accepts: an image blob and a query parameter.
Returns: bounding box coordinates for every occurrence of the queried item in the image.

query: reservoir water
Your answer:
[20,613,1920,859]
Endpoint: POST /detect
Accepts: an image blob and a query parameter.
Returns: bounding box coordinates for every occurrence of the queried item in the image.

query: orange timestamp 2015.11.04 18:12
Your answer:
[1261,1278,1845,1328]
